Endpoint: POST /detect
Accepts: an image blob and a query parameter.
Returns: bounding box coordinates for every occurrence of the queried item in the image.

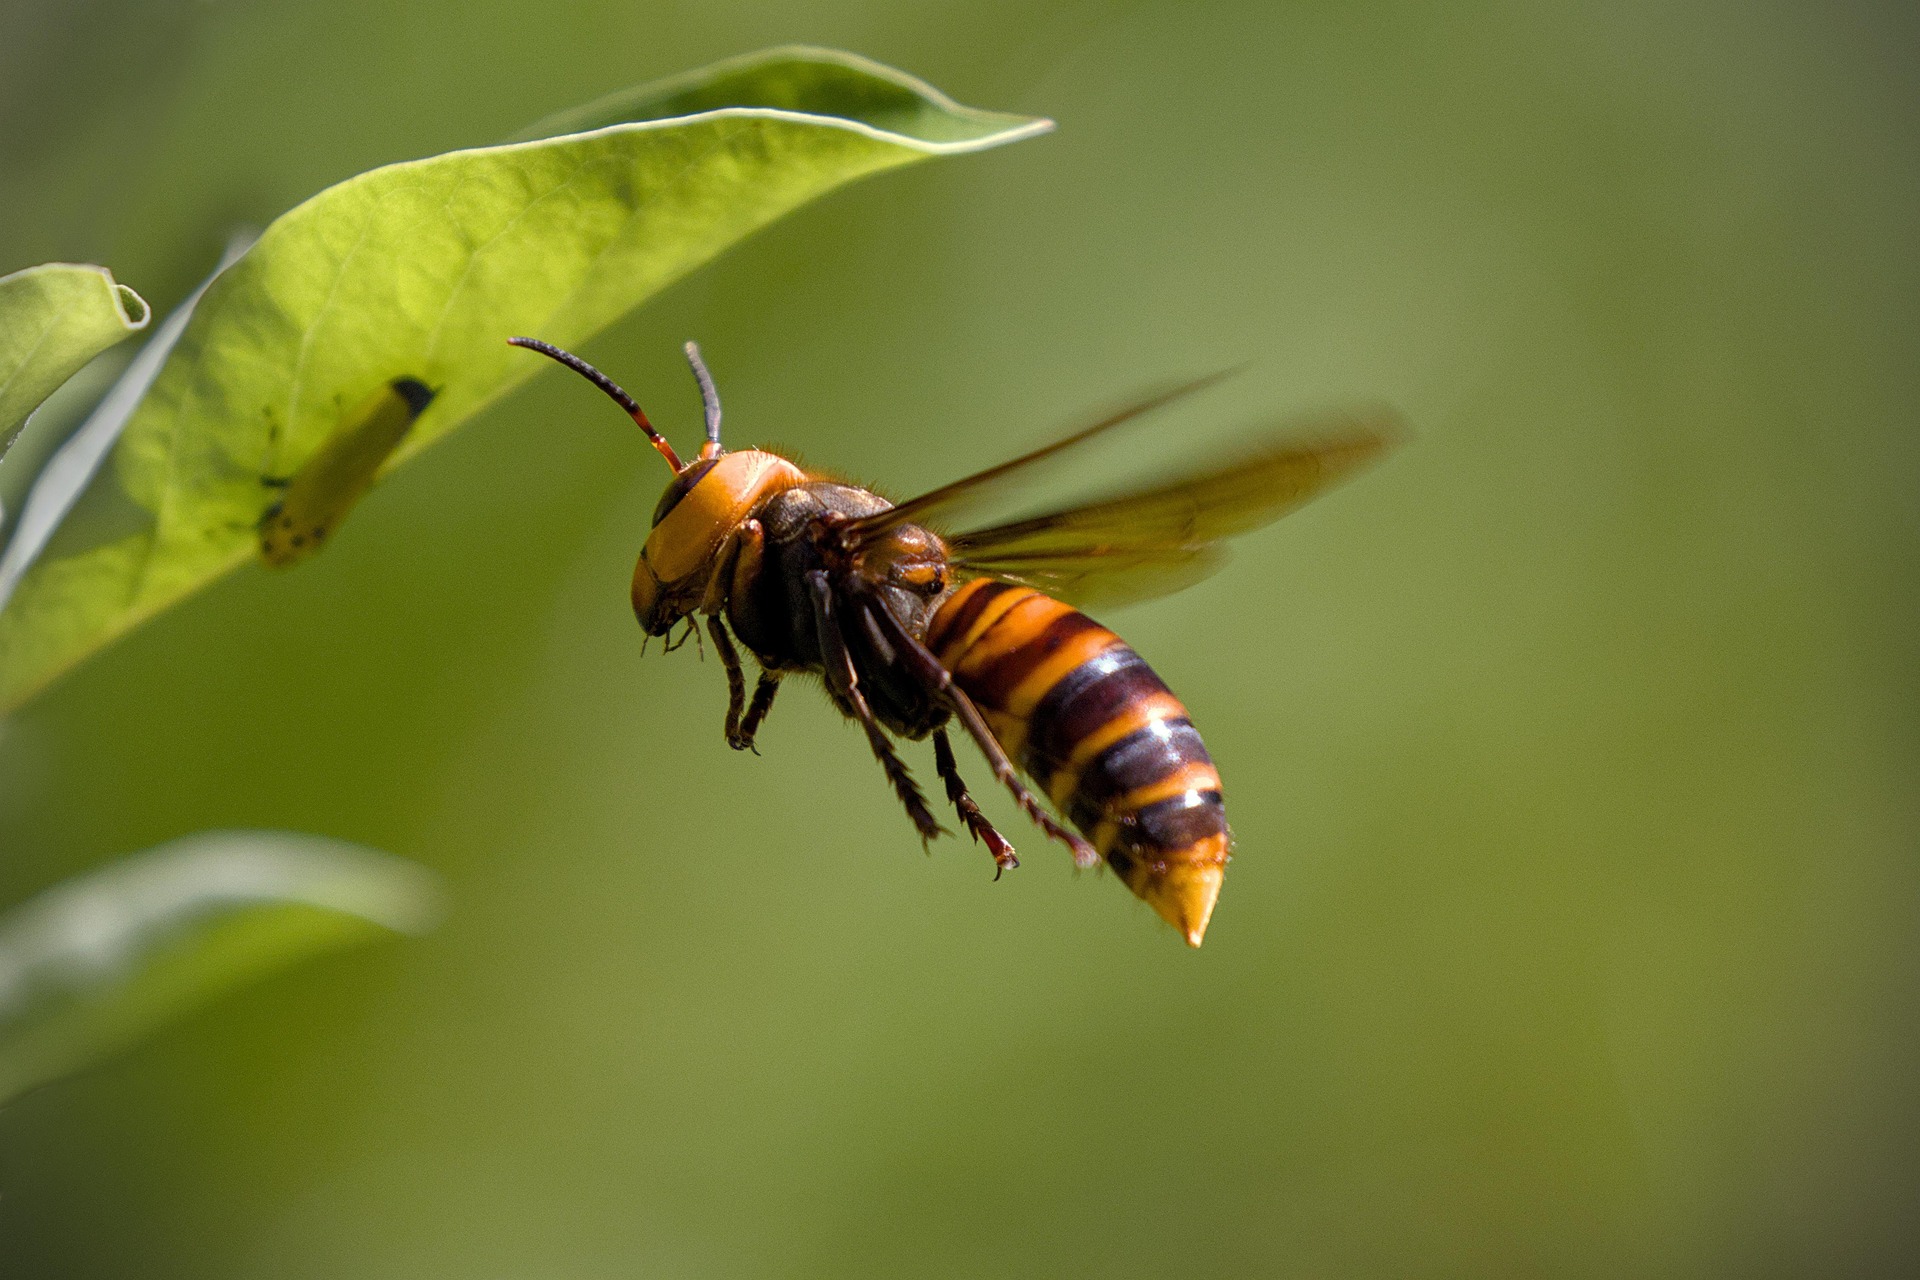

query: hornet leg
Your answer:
[705,616,750,749]
[700,523,774,752]
[860,597,1098,868]
[808,571,944,845]
[933,727,1018,879]
[736,672,781,754]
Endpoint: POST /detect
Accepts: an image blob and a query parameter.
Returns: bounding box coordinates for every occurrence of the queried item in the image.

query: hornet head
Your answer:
[509,337,804,636]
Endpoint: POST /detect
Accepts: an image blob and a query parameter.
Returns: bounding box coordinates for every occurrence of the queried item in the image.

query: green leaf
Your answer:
[0,263,150,460]
[0,234,255,617]
[0,831,442,1103]
[0,47,1049,711]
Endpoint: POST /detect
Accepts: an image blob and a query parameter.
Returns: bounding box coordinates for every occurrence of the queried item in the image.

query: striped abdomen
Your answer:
[924,579,1230,944]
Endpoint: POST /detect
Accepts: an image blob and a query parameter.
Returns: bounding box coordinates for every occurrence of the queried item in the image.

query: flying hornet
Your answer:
[511,336,1400,946]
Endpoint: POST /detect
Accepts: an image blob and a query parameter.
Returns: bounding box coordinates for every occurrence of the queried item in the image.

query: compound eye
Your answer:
[652,458,718,526]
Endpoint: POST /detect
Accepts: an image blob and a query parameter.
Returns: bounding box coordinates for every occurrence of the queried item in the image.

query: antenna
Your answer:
[508,336,684,472]
[683,341,723,460]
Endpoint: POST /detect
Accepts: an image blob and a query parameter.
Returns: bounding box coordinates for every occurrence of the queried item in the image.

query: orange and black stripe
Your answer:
[925,579,1231,943]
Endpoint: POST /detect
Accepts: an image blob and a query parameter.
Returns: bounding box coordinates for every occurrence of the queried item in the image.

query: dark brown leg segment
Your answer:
[861,596,1099,868]
[735,672,780,753]
[706,616,749,749]
[808,572,944,844]
[934,727,1018,879]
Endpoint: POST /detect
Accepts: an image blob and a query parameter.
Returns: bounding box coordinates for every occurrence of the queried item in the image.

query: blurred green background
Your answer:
[2,0,1916,1275]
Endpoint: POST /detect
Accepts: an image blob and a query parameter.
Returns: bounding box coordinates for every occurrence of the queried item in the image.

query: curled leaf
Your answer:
[0,263,149,460]
[0,233,254,615]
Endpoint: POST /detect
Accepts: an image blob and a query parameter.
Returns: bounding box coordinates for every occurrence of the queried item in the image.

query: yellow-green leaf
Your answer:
[0,263,149,459]
[0,831,441,1103]
[0,47,1049,711]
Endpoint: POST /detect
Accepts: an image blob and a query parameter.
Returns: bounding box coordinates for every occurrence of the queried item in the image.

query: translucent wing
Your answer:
[843,371,1239,542]
[941,414,1404,609]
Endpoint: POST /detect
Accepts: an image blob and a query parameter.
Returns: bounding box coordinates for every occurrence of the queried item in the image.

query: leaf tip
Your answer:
[112,283,150,330]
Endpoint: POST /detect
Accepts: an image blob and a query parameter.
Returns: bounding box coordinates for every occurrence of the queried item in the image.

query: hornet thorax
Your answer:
[729,481,956,740]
